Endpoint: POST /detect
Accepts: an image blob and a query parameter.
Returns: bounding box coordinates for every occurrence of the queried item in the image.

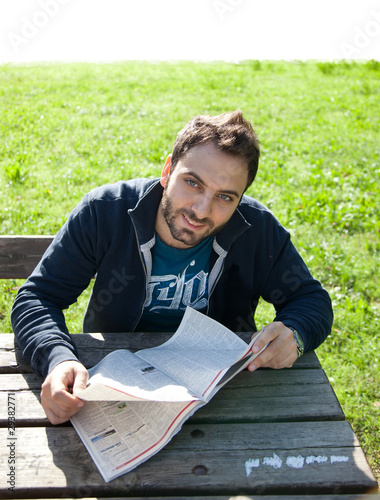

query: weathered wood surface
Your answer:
[26,497,380,500]
[0,334,343,428]
[9,497,378,500]
[0,365,331,391]
[0,332,377,497]
[0,366,344,426]
[0,235,54,279]
[0,332,321,373]
[0,423,377,498]
[12,497,377,500]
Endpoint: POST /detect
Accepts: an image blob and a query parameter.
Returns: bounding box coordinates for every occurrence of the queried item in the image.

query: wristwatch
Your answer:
[291,329,304,357]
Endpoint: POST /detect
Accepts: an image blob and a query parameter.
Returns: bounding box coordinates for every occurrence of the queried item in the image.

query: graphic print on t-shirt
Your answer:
[144,259,208,311]
[138,234,213,331]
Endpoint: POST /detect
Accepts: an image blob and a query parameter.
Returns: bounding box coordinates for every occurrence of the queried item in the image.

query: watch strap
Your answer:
[291,329,304,357]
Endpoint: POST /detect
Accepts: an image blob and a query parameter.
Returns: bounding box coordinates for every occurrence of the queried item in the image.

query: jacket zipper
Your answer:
[206,261,225,315]
[130,221,148,331]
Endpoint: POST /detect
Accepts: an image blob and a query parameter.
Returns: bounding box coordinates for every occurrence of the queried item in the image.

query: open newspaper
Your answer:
[71,307,265,482]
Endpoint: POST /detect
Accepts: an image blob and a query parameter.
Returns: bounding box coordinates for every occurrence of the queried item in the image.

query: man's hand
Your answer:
[40,360,89,425]
[247,322,298,372]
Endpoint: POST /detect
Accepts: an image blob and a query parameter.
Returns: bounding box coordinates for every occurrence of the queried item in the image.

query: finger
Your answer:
[41,382,86,424]
[247,360,259,372]
[43,398,83,425]
[51,362,88,404]
[72,366,89,395]
[41,378,83,423]
[263,349,297,370]
[251,326,277,354]
[48,378,82,407]
[248,340,298,371]
[251,329,265,354]
[248,325,292,371]
[247,345,272,371]
[72,367,89,408]
[43,405,65,426]
[41,381,78,414]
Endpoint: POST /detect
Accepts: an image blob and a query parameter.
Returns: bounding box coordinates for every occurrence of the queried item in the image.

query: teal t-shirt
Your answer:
[136,234,213,331]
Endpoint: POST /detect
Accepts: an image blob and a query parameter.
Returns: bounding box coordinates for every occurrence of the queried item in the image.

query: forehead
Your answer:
[174,143,249,195]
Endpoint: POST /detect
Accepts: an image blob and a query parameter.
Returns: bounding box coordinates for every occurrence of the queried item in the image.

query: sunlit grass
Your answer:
[0,60,379,482]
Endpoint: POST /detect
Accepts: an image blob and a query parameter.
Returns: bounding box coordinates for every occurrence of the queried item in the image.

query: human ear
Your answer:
[160,155,172,187]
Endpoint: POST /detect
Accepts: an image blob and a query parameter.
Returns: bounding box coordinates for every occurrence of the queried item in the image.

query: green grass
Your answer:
[0,60,379,484]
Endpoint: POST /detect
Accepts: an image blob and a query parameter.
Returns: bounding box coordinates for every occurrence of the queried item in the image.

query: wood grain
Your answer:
[0,424,376,498]
[0,333,320,374]
[0,235,53,279]
[0,368,344,426]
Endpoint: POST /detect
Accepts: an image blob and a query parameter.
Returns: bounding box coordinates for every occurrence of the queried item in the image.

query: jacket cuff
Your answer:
[280,321,306,349]
[37,344,80,379]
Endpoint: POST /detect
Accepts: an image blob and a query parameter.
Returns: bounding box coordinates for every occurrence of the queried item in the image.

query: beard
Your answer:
[161,190,225,248]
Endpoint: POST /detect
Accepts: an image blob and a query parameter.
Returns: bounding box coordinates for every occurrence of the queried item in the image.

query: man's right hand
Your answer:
[40,360,89,425]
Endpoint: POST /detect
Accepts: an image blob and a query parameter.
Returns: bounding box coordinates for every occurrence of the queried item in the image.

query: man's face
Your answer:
[156,142,249,249]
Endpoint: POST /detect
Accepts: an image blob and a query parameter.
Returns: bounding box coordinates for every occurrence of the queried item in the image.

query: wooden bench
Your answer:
[0,235,378,499]
[0,235,54,279]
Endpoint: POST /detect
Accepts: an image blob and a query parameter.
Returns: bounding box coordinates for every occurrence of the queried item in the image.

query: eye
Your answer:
[218,193,233,202]
[186,179,199,188]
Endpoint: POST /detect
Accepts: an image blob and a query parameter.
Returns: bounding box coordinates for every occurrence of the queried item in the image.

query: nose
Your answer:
[192,194,212,220]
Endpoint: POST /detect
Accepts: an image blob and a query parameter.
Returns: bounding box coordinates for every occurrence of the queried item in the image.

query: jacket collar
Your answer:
[215,204,252,251]
[128,179,252,252]
[128,180,162,247]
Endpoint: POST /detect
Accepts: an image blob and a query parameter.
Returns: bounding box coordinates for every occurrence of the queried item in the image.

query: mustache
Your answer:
[181,209,213,226]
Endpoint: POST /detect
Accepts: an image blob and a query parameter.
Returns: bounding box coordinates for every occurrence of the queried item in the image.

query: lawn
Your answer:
[0,59,379,483]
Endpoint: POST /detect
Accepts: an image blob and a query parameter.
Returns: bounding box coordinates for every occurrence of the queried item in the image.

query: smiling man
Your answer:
[157,144,248,248]
[12,110,333,424]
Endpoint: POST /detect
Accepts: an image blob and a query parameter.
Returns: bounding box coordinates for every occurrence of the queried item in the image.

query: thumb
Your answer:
[72,365,89,397]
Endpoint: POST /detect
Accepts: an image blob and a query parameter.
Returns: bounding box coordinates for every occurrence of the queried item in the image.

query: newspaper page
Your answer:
[77,307,262,403]
[76,307,257,402]
[77,348,199,402]
[71,398,203,482]
[137,307,261,400]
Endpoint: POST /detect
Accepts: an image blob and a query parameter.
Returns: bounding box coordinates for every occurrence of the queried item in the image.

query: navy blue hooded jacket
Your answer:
[11,178,333,378]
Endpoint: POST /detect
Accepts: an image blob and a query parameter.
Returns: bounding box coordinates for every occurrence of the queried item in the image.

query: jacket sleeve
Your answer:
[11,193,99,378]
[260,227,333,352]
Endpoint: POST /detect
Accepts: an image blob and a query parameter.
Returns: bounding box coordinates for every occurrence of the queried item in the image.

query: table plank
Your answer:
[0,235,53,279]
[0,366,333,391]
[12,497,376,500]
[0,333,321,373]
[0,424,376,498]
[24,497,379,500]
[0,368,344,426]
[21,497,378,500]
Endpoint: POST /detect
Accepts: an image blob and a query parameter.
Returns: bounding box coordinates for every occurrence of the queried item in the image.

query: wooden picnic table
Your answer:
[0,330,378,499]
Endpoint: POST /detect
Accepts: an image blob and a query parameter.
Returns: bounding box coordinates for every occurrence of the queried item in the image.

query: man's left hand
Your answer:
[247,322,298,372]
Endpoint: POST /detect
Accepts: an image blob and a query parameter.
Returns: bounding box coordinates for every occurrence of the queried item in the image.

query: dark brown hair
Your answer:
[171,110,260,189]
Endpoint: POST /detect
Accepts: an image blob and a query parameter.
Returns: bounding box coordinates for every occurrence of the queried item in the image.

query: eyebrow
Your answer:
[186,171,241,199]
